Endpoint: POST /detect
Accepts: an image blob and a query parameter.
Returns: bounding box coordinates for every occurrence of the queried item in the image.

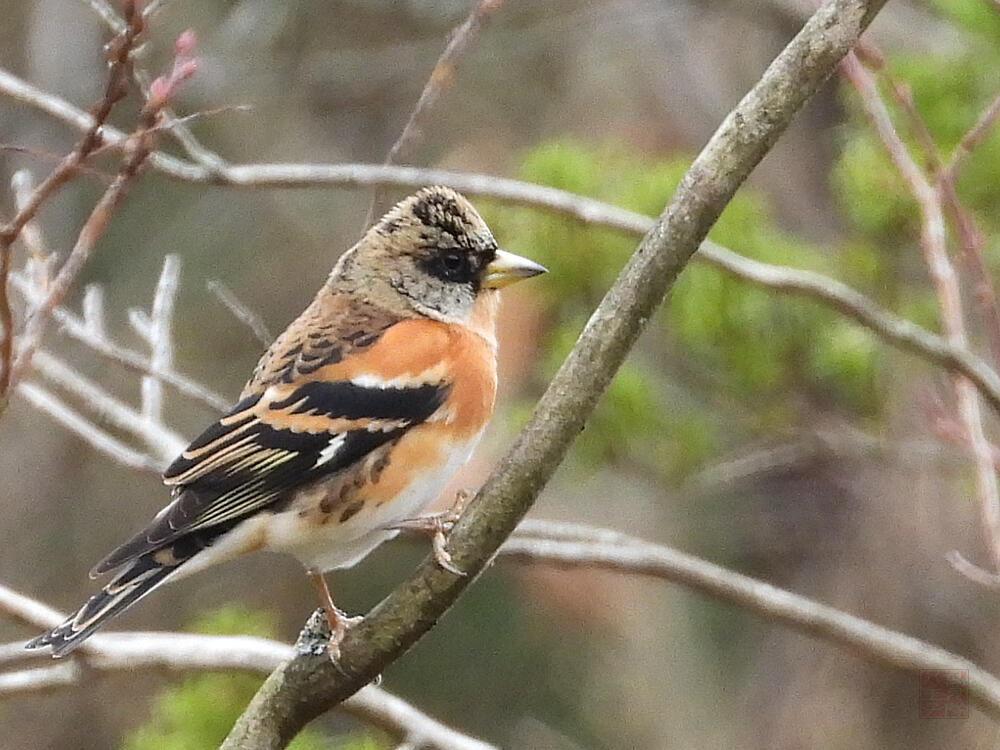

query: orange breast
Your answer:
[305,317,498,439]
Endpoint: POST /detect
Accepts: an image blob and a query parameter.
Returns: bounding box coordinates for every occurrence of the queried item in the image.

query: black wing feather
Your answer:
[92,379,448,576]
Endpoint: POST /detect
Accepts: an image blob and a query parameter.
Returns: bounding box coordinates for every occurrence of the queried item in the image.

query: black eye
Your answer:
[421,249,476,286]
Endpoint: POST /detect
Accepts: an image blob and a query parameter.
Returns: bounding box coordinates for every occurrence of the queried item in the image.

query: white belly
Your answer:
[264,432,481,572]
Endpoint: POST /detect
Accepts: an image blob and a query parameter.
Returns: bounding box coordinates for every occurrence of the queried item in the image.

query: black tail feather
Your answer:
[25,555,177,657]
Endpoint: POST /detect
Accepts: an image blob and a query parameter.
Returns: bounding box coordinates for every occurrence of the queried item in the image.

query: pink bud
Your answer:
[178,59,198,80]
[148,76,170,104]
[175,29,197,57]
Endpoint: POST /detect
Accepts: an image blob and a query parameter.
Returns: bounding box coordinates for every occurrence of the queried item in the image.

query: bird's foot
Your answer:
[325,609,364,662]
[302,571,365,663]
[387,488,475,576]
[297,606,364,663]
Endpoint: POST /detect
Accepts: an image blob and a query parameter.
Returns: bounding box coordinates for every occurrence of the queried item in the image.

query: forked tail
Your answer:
[25,554,178,657]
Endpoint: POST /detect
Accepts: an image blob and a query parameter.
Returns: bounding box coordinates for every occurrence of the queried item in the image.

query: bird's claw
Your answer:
[387,488,474,576]
[326,605,363,660]
[296,605,363,664]
[432,532,466,576]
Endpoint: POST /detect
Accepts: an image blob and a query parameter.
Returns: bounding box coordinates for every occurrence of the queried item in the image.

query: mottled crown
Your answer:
[329,186,499,323]
[375,186,495,251]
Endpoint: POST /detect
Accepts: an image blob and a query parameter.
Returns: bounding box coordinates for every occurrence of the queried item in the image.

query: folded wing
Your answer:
[91,377,448,576]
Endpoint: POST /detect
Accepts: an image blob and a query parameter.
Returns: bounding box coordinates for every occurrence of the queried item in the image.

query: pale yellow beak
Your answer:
[483,249,547,289]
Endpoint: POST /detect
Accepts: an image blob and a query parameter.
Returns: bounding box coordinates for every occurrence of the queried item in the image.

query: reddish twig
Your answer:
[0,1,145,405]
[944,91,1000,180]
[0,2,142,247]
[928,397,1000,471]
[0,243,11,400]
[937,91,1000,367]
[842,52,1000,575]
[855,43,1000,371]
[369,0,507,220]
[0,29,198,416]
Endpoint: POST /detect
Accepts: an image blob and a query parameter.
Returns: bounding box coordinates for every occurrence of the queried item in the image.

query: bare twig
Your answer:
[0,583,495,750]
[8,147,159,401]
[137,255,181,422]
[29,348,186,460]
[496,522,1000,722]
[947,550,1000,589]
[855,43,1000,370]
[370,0,507,219]
[945,91,1000,179]
[700,241,1000,413]
[938,90,1000,368]
[9,269,226,411]
[842,52,1000,576]
[0,1,143,398]
[9,270,226,411]
[1,31,198,415]
[16,382,165,473]
[11,171,54,290]
[0,228,11,401]
[83,0,232,174]
[0,1,141,249]
[207,279,273,346]
[221,2,891,747]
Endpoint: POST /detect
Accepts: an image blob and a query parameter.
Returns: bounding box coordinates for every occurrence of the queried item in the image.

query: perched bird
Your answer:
[27,186,545,658]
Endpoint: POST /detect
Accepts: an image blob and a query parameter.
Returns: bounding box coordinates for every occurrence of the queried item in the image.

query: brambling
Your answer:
[27,186,545,658]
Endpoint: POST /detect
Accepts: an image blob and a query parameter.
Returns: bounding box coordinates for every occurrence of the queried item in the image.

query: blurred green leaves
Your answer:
[487,141,882,481]
[121,607,383,750]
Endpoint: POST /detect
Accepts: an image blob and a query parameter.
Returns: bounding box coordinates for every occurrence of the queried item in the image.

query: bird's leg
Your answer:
[307,571,361,660]
[386,488,474,576]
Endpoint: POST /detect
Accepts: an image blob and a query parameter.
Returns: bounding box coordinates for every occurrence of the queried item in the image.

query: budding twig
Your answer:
[0,28,199,417]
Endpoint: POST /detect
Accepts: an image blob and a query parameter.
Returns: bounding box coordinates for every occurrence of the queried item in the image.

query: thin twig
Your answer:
[945,90,1000,180]
[207,279,273,346]
[8,150,159,401]
[0,2,144,406]
[1,30,198,414]
[842,53,1000,575]
[856,43,1000,370]
[496,523,1000,723]
[0,583,496,750]
[0,1,141,248]
[30,348,186,460]
[0,227,11,401]
[15,382,164,473]
[700,241,1000,413]
[370,0,507,220]
[11,171,53,291]
[83,0,231,174]
[138,254,181,422]
[9,270,227,411]
[938,89,1000,369]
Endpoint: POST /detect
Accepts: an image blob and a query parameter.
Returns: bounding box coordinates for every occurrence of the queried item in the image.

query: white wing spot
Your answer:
[313,434,347,469]
[350,363,448,390]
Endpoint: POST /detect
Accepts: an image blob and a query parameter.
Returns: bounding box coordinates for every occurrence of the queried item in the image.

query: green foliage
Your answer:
[833,5,1000,241]
[121,606,384,750]
[486,141,882,479]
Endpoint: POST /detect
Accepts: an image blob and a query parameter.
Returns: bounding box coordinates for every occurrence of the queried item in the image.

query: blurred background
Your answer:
[2,0,1000,748]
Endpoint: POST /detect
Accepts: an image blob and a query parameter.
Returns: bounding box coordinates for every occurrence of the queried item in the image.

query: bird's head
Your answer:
[331,186,546,326]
